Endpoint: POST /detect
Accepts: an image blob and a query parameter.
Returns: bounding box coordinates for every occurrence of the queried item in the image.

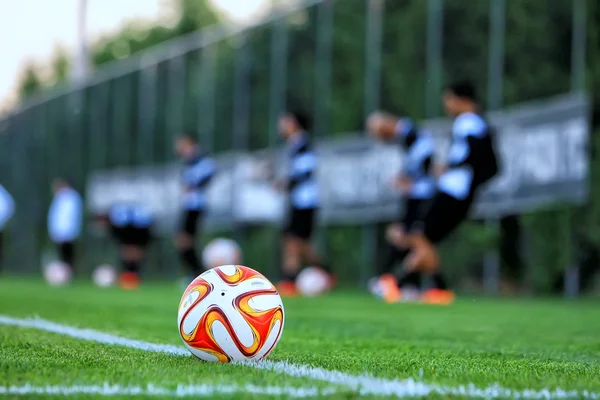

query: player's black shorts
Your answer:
[111,225,152,247]
[400,198,432,232]
[179,210,203,236]
[283,207,316,240]
[421,191,474,244]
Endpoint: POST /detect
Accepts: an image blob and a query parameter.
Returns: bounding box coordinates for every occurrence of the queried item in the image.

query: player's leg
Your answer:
[296,208,335,283]
[119,244,143,290]
[58,241,75,272]
[405,193,472,304]
[279,235,302,296]
[369,224,407,302]
[373,199,425,302]
[175,210,204,280]
[277,208,313,296]
[118,226,152,289]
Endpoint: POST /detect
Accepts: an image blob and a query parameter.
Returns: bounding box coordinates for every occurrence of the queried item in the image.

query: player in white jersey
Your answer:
[174,134,215,284]
[274,110,334,297]
[48,178,83,274]
[366,112,436,302]
[0,184,15,270]
[404,81,500,304]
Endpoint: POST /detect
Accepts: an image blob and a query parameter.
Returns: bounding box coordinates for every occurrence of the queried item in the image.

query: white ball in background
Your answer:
[93,264,117,288]
[296,266,331,297]
[43,261,72,286]
[202,238,242,270]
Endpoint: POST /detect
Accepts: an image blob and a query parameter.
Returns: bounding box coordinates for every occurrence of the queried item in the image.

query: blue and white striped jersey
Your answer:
[109,203,153,228]
[395,118,436,200]
[286,132,319,209]
[48,187,83,243]
[181,152,215,211]
[438,112,499,200]
[0,184,14,230]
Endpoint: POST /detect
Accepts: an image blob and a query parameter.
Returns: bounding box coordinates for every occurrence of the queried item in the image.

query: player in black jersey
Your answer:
[274,111,333,297]
[404,81,499,304]
[366,112,436,302]
[174,134,215,284]
[94,203,153,289]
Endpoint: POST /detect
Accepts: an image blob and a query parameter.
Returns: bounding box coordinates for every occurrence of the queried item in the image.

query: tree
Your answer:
[16,63,43,100]
[51,46,71,84]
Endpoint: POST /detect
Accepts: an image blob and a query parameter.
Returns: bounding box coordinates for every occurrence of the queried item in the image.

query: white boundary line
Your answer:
[0,383,337,398]
[1,315,599,399]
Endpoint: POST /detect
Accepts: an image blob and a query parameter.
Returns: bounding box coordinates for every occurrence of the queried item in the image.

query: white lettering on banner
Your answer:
[320,146,400,207]
[565,119,588,180]
[519,125,561,184]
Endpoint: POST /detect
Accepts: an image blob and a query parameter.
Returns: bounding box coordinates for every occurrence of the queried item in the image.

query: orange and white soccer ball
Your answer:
[43,261,72,286]
[177,265,284,362]
[92,264,117,288]
[296,266,331,297]
[202,238,242,270]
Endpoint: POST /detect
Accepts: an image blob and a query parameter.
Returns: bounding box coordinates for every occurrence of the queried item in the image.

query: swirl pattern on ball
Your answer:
[177,265,285,362]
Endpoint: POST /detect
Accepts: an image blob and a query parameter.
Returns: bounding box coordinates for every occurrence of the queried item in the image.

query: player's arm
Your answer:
[367,111,412,139]
[392,175,413,193]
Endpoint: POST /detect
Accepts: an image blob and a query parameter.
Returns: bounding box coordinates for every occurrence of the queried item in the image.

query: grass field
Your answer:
[1,278,600,399]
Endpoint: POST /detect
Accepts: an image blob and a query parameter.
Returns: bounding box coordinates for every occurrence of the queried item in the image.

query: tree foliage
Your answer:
[15,63,43,100]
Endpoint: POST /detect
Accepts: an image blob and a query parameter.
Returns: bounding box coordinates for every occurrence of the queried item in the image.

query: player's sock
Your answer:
[379,245,409,275]
[123,260,140,274]
[397,271,422,289]
[179,248,202,275]
[430,272,448,290]
[283,270,298,282]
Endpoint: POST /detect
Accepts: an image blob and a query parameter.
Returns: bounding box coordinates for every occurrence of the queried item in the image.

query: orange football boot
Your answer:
[420,288,455,305]
[378,274,402,303]
[119,272,141,290]
[276,281,298,297]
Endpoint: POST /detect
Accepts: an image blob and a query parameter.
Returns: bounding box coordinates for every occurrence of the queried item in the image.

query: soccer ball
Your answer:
[177,265,284,362]
[92,264,117,288]
[202,238,242,270]
[296,266,331,297]
[43,261,72,286]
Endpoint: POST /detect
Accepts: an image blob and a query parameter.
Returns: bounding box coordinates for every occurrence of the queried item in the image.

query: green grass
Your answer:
[1,278,600,399]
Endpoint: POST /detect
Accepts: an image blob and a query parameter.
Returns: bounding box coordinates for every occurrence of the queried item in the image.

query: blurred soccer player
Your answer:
[94,203,153,289]
[0,184,15,270]
[275,111,333,297]
[404,81,499,304]
[174,134,215,284]
[366,112,436,303]
[48,178,83,274]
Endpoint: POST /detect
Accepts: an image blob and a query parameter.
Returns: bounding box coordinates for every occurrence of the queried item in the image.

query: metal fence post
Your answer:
[482,0,506,296]
[268,2,289,147]
[363,0,384,285]
[425,0,444,118]
[314,0,334,139]
[197,44,217,152]
[564,0,587,299]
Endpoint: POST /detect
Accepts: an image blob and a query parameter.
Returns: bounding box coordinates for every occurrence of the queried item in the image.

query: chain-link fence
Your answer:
[0,0,590,289]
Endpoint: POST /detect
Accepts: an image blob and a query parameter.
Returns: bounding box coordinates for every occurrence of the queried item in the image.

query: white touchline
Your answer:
[1,315,599,400]
[0,383,338,398]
